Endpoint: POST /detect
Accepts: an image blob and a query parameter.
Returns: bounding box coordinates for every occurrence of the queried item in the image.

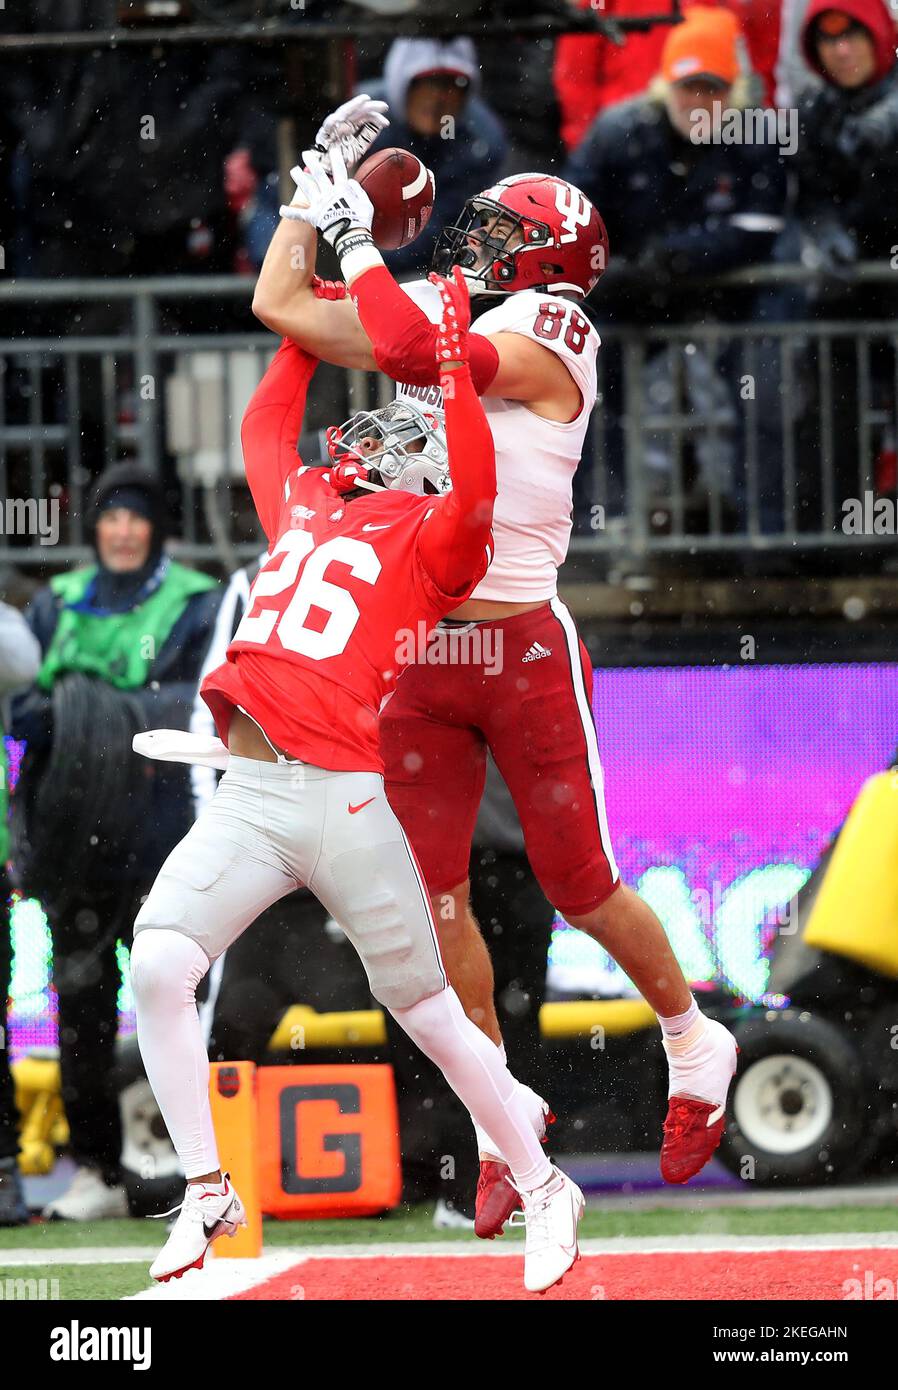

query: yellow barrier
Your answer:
[539,998,657,1037]
[8,999,659,1179]
[805,771,898,978]
[268,1005,388,1051]
[266,998,657,1050]
[11,1057,68,1175]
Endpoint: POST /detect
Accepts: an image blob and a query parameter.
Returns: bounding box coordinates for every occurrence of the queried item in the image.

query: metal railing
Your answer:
[0,267,896,569]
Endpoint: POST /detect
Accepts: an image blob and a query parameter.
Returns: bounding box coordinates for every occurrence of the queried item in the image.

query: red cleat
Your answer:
[660,1096,727,1184]
[475,1159,521,1239]
[474,1092,556,1239]
[474,1105,556,1239]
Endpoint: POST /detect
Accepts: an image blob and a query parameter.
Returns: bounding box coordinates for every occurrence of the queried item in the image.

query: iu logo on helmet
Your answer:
[555,184,592,246]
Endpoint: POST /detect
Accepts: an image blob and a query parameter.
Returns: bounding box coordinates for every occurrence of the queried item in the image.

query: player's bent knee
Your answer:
[370,963,448,1014]
[562,879,626,939]
[130,927,210,1011]
[388,985,454,1051]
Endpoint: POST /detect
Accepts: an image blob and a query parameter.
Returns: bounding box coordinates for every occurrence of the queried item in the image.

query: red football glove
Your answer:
[429,265,471,368]
[311,274,348,301]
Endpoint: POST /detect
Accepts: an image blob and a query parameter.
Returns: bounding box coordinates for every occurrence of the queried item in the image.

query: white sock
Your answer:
[390,988,552,1192]
[130,929,220,1178]
[658,997,703,1042]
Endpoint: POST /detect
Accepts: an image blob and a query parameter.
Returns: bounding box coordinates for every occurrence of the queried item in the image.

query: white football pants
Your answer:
[131,756,551,1189]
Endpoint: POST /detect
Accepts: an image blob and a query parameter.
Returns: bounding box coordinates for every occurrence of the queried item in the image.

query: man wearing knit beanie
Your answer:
[9,468,220,1220]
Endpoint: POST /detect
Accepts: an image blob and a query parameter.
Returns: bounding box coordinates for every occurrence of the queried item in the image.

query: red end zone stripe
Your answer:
[228,1248,888,1302]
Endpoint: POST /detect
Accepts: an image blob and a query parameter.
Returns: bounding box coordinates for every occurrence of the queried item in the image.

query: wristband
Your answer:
[336,229,384,283]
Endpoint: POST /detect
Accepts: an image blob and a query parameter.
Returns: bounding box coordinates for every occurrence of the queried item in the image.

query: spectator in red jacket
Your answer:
[555,0,788,153]
[554,0,674,151]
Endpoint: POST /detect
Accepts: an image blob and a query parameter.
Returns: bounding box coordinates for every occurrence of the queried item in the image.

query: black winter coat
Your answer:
[797,65,898,269]
[564,96,789,324]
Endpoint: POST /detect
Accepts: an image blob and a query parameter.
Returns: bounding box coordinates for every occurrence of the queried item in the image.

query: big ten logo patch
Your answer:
[257,1065,401,1217]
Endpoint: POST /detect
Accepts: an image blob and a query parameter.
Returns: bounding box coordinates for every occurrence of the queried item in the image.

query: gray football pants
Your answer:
[133,756,448,1010]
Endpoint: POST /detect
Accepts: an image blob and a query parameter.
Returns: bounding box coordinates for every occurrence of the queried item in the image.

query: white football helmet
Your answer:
[326,401,450,497]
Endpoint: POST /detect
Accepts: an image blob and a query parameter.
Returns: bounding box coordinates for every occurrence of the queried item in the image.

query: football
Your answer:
[354,147,435,251]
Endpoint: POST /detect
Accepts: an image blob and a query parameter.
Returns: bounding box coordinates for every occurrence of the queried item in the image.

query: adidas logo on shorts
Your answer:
[522,641,552,663]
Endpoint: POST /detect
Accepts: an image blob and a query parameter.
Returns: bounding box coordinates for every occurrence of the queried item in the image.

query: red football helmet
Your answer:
[431,173,609,300]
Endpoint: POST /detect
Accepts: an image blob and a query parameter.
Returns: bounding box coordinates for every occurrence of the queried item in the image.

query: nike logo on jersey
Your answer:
[362,523,390,532]
[522,642,552,663]
[348,797,376,815]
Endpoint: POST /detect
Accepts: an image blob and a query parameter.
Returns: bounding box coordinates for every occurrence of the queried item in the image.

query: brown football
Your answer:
[355,147,435,251]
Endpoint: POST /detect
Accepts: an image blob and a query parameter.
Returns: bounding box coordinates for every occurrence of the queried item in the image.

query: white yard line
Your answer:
[125,1252,310,1300]
[0,1248,158,1267]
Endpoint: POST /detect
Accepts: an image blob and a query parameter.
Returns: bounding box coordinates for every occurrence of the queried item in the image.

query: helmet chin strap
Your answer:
[458,267,507,299]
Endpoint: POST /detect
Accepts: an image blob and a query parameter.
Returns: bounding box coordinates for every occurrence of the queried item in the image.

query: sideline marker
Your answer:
[209,1061,263,1258]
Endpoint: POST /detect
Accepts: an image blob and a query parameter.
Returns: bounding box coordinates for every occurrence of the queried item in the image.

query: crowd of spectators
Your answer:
[2,0,898,538]
[3,0,896,287]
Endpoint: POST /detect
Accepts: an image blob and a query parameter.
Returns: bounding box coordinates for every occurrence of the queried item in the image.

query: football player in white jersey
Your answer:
[252,96,738,1237]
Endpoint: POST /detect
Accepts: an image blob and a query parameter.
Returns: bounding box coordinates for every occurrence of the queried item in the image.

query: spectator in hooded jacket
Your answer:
[362,38,508,278]
[797,0,898,286]
[10,464,220,1221]
[793,0,898,524]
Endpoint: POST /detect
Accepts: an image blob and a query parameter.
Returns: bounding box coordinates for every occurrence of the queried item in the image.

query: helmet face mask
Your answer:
[432,173,609,300]
[433,196,552,297]
[327,401,451,497]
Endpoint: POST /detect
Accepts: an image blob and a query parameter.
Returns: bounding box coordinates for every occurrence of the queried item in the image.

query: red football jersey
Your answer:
[202,339,494,773]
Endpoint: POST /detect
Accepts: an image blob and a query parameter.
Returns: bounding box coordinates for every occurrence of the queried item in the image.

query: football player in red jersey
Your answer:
[254,97,738,1235]
[130,269,584,1295]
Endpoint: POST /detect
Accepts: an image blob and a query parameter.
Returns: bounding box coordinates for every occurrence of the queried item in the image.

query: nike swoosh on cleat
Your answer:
[348,797,376,814]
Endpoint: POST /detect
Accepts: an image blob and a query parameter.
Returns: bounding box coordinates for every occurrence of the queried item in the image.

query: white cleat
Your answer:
[43,1166,129,1221]
[149,1175,246,1282]
[510,1166,585,1294]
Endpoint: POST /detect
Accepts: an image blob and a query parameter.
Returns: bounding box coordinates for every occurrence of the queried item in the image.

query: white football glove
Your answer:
[303,93,390,176]
[280,147,374,252]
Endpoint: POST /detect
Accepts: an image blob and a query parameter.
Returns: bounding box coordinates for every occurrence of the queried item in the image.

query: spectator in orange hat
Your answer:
[565,5,786,318]
[554,0,788,153]
[563,4,789,531]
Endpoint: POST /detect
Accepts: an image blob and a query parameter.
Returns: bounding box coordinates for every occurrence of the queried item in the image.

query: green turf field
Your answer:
[4,1201,898,1252]
[3,1202,898,1300]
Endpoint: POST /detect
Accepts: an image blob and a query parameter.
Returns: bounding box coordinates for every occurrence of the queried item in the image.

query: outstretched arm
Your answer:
[291,154,578,417]
[416,269,496,599]
[251,218,376,370]
[251,96,386,369]
[241,339,319,544]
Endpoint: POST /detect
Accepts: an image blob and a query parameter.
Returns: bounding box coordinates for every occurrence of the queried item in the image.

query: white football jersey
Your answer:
[393,280,599,602]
